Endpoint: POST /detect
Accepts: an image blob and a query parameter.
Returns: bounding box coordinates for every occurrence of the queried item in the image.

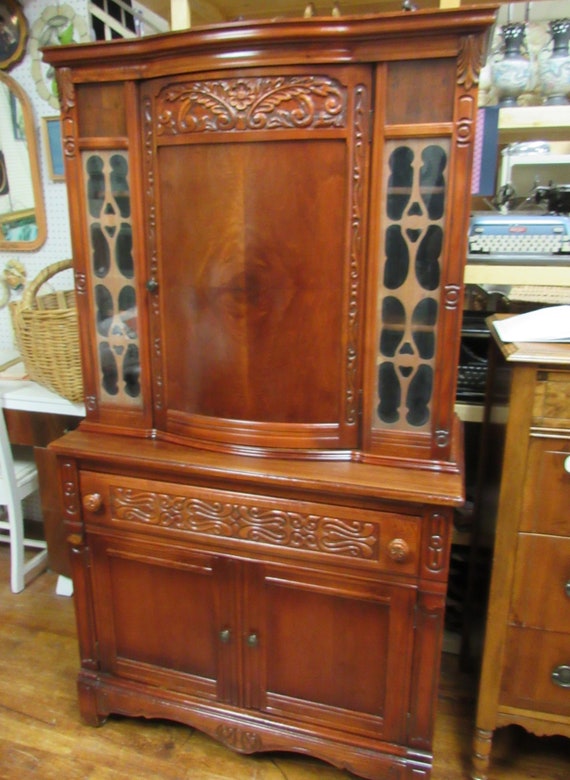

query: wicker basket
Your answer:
[10,259,83,402]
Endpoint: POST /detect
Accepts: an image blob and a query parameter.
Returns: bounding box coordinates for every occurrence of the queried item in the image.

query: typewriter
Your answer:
[467,212,570,266]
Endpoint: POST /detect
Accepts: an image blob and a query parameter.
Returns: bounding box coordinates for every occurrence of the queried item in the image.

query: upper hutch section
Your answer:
[44,6,497,470]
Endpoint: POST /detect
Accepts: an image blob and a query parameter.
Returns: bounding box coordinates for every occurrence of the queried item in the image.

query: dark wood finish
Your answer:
[472,328,570,780]
[43,9,496,780]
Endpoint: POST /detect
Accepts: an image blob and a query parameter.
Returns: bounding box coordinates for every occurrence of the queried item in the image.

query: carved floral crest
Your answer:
[155,75,347,135]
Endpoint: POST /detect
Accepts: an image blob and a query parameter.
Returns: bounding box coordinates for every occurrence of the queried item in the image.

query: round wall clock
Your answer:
[0,0,28,71]
[28,3,89,109]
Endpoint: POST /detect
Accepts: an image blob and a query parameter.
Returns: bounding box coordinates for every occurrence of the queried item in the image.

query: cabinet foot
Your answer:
[78,677,107,727]
[471,727,493,780]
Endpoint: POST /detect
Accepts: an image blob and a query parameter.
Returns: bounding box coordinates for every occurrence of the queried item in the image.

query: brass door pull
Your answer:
[551,665,570,688]
[387,538,410,563]
[83,493,103,512]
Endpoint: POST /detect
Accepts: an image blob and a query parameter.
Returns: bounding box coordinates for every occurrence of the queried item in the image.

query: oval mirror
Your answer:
[0,71,47,250]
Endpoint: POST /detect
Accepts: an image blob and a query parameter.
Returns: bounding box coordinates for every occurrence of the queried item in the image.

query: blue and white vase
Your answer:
[491,22,533,106]
[538,19,570,106]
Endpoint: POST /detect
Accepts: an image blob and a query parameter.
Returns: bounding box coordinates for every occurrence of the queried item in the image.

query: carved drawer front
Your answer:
[501,626,570,717]
[521,438,570,535]
[510,535,570,633]
[79,471,421,576]
[532,370,570,430]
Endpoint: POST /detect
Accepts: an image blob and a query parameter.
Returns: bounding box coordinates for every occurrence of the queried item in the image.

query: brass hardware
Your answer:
[552,665,570,688]
[146,278,158,293]
[387,537,410,563]
[82,493,103,512]
[219,628,231,644]
[247,633,259,647]
[564,455,570,474]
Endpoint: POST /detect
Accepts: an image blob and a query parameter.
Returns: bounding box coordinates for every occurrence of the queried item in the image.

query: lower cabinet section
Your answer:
[87,531,416,743]
[57,454,456,780]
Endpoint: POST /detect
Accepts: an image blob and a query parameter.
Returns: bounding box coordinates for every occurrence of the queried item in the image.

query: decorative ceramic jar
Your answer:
[538,18,570,105]
[491,22,533,106]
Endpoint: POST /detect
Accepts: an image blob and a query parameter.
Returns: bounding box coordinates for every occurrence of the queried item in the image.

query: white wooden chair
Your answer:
[0,408,47,593]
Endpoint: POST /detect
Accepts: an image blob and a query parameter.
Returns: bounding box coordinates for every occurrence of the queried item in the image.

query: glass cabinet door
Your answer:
[83,150,142,408]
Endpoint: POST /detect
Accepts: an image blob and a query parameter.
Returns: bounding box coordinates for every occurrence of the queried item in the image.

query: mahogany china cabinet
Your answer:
[44,8,496,779]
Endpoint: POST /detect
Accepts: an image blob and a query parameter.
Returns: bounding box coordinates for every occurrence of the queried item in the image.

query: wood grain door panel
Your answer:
[501,626,570,717]
[88,534,232,702]
[521,438,570,535]
[511,534,570,632]
[249,563,416,741]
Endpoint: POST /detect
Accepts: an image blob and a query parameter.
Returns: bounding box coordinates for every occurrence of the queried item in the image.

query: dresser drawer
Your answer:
[501,626,570,717]
[510,534,570,632]
[521,438,570,535]
[532,370,570,431]
[79,471,422,577]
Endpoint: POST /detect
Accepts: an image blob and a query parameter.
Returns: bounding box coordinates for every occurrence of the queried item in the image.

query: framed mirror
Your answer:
[0,70,46,250]
[0,1,28,71]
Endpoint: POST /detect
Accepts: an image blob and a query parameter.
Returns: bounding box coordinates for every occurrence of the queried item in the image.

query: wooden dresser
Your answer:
[43,8,496,780]
[472,323,570,780]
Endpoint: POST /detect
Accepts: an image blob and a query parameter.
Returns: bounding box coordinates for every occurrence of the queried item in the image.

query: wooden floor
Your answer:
[0,549,568,780]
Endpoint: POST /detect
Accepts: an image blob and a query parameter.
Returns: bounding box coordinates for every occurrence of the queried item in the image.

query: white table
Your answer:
[0,363,85,595]
[0,379,85,417]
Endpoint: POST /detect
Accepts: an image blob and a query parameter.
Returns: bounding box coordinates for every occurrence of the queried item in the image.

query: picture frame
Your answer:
[41,115,65,181]
[0,0,28,71]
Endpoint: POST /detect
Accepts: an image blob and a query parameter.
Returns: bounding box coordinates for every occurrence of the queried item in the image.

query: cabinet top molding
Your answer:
[42,6,498,74]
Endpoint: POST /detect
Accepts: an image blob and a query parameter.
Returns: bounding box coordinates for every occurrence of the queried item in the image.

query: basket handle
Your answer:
[21,259,74,309]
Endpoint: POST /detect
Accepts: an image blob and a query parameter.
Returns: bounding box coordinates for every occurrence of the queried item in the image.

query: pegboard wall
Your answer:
[0,1,90,351]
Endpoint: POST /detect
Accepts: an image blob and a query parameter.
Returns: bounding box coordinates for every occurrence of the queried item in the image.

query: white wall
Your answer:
[0,1,91,351]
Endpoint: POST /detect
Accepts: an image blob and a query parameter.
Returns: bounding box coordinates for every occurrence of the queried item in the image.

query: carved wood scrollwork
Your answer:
[426,512,447,573]
[57,68,77,160]
[110,487,379,560]
[216,724,262,753]
[155,75,347,135]
[61,460,83,540]
[457,34,485,91]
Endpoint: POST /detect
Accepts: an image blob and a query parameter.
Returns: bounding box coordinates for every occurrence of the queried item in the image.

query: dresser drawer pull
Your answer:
[387,538,410,563]
[83,493,103,512]
[551,665,570,688]
[566,580,570,599]
[564,455,570,474]
[247,632,259,648]
[219,628,231,644]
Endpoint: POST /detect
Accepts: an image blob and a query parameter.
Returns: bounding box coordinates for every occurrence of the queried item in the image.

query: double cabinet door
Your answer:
[86,528,416,743]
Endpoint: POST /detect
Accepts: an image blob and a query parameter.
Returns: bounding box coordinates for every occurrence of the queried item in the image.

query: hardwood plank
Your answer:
[0,549,568,780]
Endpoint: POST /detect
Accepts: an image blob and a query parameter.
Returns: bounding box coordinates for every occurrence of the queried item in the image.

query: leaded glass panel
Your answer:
[83,151,141,407]
[374,139,450,432]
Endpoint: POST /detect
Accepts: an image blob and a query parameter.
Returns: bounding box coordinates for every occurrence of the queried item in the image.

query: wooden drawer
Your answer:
[79,471,422,577]
[501,626,570,717]
[532,370,570,430]
[521,437,570,535]
[510,534,570,632]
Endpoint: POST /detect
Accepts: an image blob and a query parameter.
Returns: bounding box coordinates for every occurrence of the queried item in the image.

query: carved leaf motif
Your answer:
[111,487,378,559]
[457,34,484,91]
[155,76,347,135]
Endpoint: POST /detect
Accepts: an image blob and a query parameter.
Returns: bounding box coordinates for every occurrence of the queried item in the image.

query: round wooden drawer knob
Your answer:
[387,537,410,563]
[83,493,103,512]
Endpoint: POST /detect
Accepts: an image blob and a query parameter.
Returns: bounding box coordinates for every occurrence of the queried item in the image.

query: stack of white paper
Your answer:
[493,305,570,344]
